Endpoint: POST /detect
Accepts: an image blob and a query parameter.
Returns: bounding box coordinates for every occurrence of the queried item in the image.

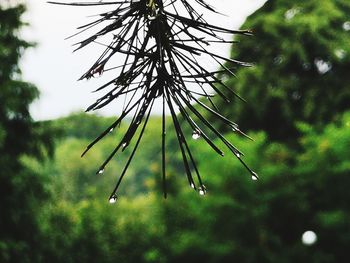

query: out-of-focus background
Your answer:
[1,0,350,262]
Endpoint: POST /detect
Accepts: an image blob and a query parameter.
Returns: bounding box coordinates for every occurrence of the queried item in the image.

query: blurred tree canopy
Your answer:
[26,110,349,263]
[1,0,350,263]
[0,3,52,262]
[216,0,350,141]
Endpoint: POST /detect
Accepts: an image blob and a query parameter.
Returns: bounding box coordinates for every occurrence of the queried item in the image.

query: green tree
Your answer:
[218,0,350,141]
[162,111,350,263]
[0,3,51,262]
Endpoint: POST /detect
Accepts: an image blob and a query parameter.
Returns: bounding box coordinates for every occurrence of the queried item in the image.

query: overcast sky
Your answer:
[21,0,266,120]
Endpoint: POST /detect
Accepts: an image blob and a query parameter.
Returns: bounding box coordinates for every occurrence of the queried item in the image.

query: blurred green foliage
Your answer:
[215,0,350,141]
[0,3,54,262]
[20,110,349,263]
[1,0,350,263]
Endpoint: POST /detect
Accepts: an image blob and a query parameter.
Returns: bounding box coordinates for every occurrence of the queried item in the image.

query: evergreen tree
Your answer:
[218,0,350,140]
[0,3,51,262]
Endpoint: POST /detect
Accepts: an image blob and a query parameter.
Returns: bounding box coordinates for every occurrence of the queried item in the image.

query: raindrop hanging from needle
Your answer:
[198,185,207,196]
[192,130,201,140]
[251,172,259,181]
[109,195,117,204]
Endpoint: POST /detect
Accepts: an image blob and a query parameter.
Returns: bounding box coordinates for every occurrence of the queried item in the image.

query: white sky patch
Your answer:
[21,0,267,120]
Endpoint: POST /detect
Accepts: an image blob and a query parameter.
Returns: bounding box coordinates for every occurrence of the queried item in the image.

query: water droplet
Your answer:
[302,230,317,246]
[190,183,195,189]
[273,55,284,65]
[231,124,239,132]
[192,130,201,140]
[198,185,207,196]
[314,58,332,74]
[148,15,157,21]
[91,65,104,78]
[292,91,302,101]
[109,128,114,133]
[335,49,346,60]
[122,142,127,147]
[235,152,241,158]
[284,8,299,20]
[302,62,311,71]
[109,195,117,204]
[98,169,105,175]
[251,172,259,181]
[343,21,350,31]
